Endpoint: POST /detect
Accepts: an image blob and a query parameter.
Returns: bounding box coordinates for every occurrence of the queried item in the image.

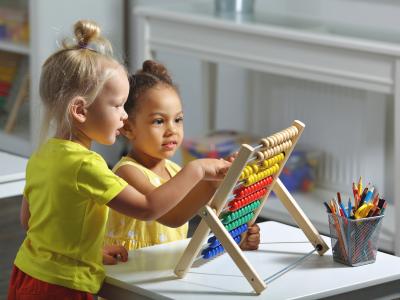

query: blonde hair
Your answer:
[39,20,125,142]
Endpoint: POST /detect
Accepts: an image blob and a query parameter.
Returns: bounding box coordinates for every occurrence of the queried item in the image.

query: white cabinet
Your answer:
[132,2,400,254]
[0,0,125,157]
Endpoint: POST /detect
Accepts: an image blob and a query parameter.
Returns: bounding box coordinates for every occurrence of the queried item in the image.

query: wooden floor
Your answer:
[0,196,25,299]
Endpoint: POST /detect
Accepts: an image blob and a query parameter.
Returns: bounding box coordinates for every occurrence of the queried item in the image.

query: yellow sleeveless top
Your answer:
[104,157,188,250]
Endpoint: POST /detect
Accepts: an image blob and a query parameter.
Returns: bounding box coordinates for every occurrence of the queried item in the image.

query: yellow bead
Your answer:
[252,164,259,173]
[248,165,254,174]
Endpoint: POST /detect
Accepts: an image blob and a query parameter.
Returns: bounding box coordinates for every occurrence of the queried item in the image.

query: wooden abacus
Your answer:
[174,120,329,294]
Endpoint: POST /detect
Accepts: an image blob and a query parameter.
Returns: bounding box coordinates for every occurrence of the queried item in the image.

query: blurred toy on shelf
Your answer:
[279,149,320,192]
[0,1,29,44]
[181,131,258,164]
[0,50,29,133]
[0,51,19,113]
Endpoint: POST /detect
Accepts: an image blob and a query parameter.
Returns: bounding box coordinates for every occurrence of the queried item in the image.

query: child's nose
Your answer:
[166,122,177,134]
[121,109,128,121]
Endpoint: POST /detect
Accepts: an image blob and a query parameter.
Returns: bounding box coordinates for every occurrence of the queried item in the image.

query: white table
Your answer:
[0,151,27,198]
[132,3,400,255]
[99,221,400,300]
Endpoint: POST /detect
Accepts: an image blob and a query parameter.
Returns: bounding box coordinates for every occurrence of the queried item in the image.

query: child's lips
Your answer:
[116,126,123,136]
[162,141,177,150]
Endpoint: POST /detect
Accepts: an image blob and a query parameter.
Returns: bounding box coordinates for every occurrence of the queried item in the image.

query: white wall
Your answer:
[30,0,126,165]
[128,0,397,200]
[256,0,400,29]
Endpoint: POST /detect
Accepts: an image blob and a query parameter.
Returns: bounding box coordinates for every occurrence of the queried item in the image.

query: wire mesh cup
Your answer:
[328,213,384,266]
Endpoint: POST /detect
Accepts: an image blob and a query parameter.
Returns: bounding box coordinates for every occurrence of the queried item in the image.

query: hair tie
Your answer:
[78,41,87,49]
[78,41,98,53]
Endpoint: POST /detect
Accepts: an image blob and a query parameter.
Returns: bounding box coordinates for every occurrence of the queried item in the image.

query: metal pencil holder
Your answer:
[328,213,384,267]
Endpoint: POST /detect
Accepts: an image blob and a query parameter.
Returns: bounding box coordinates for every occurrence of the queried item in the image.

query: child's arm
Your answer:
[114,163,218,227]
[20,196,30,231]
[107,159,230,222]
[158,155,238,226]
[156,181,216,227]
[114,164,159,196]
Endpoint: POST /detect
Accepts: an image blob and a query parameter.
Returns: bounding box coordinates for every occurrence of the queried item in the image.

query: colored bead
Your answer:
[260,138,269,148]
[256,151,264,160]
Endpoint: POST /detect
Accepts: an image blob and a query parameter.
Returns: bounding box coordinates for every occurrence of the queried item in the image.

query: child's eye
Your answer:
[152,119,164,125]
[175,116,184,123]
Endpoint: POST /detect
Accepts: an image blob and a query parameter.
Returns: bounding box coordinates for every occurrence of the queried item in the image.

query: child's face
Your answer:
[84,66,129,145]
[128,86,184,161]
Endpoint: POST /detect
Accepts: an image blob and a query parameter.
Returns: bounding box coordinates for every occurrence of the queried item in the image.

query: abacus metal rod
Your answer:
[263,248,317,284]
[193,246,213,263]
[240,143,263,164]
[233,180,245,191]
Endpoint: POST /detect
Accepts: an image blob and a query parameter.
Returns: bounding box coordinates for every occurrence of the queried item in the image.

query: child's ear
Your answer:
[120,120,135,139]
[69,97,88,123]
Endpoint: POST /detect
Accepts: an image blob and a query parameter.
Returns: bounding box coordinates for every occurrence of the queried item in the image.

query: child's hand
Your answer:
[103,245,128,265]
[240,224,260,251]
[205,153,237,189]
[225,151,238,163]
[191,158,231,181]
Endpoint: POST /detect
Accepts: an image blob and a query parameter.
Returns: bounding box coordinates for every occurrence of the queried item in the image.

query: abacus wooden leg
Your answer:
[272,179,329,255]
[174,218,211,278]
[201,205,267,294]
[174,145,254,278]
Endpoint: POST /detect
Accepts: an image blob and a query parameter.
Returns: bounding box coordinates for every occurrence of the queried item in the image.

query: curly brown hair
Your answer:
[125,60,179,116]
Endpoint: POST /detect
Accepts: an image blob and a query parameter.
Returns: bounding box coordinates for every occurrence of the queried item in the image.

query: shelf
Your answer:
[0,39,29,55]
[260,187,395,254]
[0,94,31,156]
[0,151,27,199]
[0,131,30,156]
[0,180,25,199]
[0,151,26,182]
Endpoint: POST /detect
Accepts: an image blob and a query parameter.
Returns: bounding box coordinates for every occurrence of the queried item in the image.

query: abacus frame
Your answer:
[174,120,329,294]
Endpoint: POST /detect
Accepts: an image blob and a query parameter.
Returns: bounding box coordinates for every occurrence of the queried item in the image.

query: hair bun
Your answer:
[74,20,101,48]
[142,60,172,84]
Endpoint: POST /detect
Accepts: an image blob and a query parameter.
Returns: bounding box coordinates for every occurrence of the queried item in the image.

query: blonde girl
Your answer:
[8,21,230,300]
[104,60,260,252]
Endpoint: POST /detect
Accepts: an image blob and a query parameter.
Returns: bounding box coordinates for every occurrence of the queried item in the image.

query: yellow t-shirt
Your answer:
[14,138,128,293]
[105,157,188,250]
